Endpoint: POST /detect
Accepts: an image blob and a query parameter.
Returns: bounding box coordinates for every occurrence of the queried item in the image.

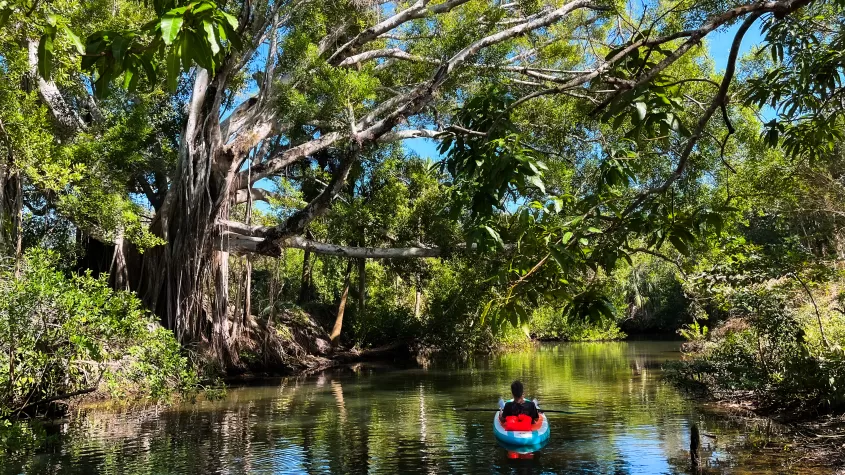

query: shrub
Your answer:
[0,249,196,416]
[669,285,845,413]
[530,306,626,341]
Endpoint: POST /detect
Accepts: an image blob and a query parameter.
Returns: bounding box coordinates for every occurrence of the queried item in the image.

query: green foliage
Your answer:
[416,257,522,354]
[614,255,690,333]
[439,86,547,250]
[744,6,845,161]
[677,320,708,342]
[530,306,626,341]
[5,0,845,421]
[0,0,241,95]
[0,248,197,415]
[670,284,845,413]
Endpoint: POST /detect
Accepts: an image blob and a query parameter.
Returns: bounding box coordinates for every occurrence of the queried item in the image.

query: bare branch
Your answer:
[236,131,342,189]
[378,129,444,141]
[445,0,606,73]
[327,0,473,64]
[511,0,813,111]
[234,187,284,204]
[620,11,764,217]
[222,232,445,258]
[255,147,358,247]
[338,48,438,68]
[27,41,85,136]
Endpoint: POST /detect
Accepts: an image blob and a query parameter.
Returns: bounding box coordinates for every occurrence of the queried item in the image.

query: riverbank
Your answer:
[665,339,845,472]
[696,399,845,472]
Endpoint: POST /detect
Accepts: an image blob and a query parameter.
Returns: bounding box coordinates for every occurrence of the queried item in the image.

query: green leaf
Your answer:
[192,1,215,14]
[203,20,220,55]
[481,225,504,248]
[111,35,129,62]
[218,19,241,50]
[526,174,545,194]
[62,26,85,54]
[480,300,493,324]
[140,54,157,84]
[37,32,55,79]
[668,234,690,256]
[220,10,239,29]
[93,67,112,98]
[186,30,213,70]
[166,45,180,91]
[561,231,573,244]
[160,13,184,46]
[634,102,647,120]
[550,197,563,213]
[514,304,529,324]
[549,244,567,269]
[123,68,135,90]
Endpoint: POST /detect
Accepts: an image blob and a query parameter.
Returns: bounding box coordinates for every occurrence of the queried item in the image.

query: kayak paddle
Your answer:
[454,407,575,414]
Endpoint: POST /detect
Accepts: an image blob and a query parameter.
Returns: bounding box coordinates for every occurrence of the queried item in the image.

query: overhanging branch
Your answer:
[217,221,513,259]
[221,232,444,258]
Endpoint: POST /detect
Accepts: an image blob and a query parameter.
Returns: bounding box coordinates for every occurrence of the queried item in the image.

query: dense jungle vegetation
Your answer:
[1,0,844,422]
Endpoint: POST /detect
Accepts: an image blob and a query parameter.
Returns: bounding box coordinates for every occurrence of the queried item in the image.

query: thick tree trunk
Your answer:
[135,68,243,368]
[109,231,130,290]
[0,120,22,269]
[331,260,354,347]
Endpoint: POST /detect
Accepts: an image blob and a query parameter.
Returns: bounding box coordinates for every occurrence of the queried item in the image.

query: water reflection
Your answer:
[3,342,811,474]
[499,440,548,456]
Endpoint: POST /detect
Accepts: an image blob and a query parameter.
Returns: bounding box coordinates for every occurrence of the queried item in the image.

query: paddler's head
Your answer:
[510,380,525,402]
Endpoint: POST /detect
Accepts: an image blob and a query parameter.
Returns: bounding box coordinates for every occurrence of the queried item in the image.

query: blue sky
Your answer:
[707,22,765,73]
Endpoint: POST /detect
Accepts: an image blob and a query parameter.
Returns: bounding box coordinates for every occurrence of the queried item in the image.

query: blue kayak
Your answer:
[493,411,550,446]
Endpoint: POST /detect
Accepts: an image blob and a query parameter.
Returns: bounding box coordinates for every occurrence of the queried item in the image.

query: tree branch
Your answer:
[255,146,358,250]
[222,232,444,258]
[622,11,762,216]
[218,221,514,258]
[234,187,283,204]
[338,48,439,68]
[327,0,473,64]
[377,129,444,142]
[510,0,812,112]
[27,41,85,137]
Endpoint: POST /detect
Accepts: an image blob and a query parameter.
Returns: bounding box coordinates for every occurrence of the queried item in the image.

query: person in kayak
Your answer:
[499,380,539,428]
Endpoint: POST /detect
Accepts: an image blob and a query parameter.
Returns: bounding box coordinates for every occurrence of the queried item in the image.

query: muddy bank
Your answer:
[674,386,845,471]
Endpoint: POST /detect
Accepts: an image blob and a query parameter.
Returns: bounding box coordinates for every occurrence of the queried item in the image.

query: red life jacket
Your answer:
[503,413,533,431]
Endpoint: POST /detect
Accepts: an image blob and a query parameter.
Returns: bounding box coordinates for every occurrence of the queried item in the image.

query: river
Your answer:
[3,341,820,474]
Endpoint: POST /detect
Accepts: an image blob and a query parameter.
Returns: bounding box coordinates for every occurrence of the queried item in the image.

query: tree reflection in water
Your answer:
[2,341,821,475]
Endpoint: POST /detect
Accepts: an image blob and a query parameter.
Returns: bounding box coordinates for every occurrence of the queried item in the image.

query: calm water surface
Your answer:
[5,341,818,474]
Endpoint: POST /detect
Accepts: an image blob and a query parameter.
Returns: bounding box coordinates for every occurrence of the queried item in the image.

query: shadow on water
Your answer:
[1,341,827,474]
